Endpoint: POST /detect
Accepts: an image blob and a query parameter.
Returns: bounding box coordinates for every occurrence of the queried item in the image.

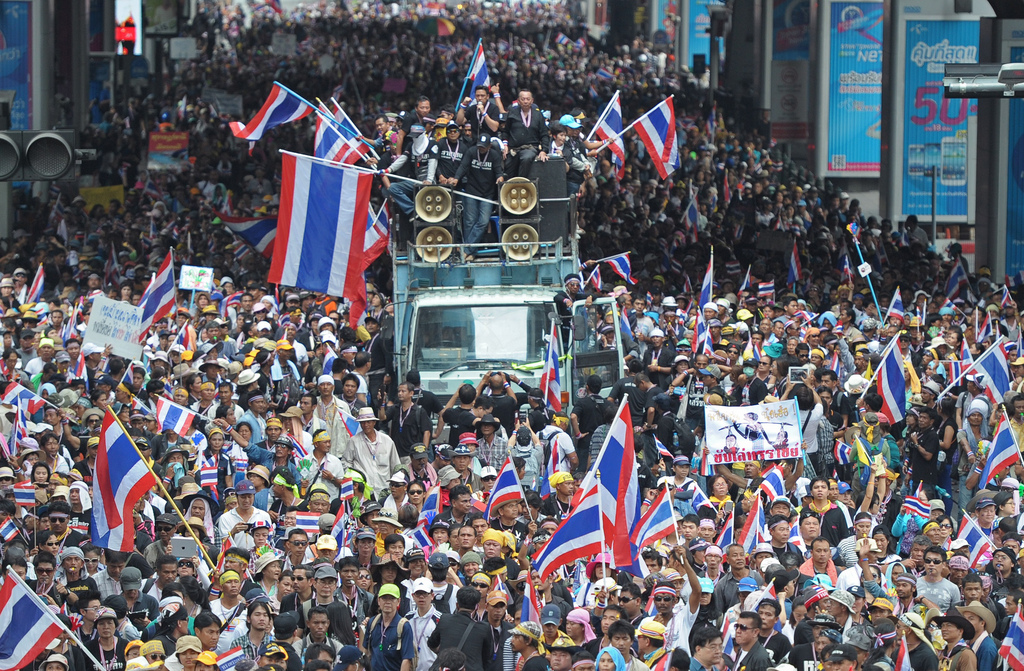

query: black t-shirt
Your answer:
[910,428,940,482]
[522,654,551,671]
[66,576,98,608]
[86,639,128,671]
[759,632,791,665]
[788,642,817,671]
[386,403,431,458]
[415,389,444,416]
[487,392,521,435]
[442,407,478,442]
[609,377,645,425]
[573,394,607,436]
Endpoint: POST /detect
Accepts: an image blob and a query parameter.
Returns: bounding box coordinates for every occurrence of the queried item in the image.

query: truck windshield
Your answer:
[411,304,550,371]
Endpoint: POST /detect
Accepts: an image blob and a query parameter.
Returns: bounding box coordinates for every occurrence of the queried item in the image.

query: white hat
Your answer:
[81,343,104,357]
[318,317,336,329]
[702,302,718,313]
[317,374,335,386]
[220,276,235,286]
[256,321,272,332]
[320,332,338,344]
[650,328,665,338]
[844,374,868,394]
[411,577,433,594]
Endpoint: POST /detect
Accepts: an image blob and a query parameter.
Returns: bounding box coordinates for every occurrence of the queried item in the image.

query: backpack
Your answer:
[367,613,416,671]
[432,584,454,615]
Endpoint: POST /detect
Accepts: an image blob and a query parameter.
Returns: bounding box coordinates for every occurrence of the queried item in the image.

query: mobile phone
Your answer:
[519,410,528,424]
[908,144,925,175]
[171,537,198,559]
[941,136,967,187]
[723,501,734,514]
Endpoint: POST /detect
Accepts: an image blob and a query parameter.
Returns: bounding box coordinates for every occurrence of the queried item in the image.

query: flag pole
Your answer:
[327,97,382,159]
[936,335,1006,401]
[584,90,619,143]
[111,410,217,570]
[856,336,901,399]
[592,95,674,153]
[4,566,107,671]
[455,38,483,110]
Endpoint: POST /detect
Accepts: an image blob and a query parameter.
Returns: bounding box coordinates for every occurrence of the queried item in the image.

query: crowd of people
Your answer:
[1,1,1020,671]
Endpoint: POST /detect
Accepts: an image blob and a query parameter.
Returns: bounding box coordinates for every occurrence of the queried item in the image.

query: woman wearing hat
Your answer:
[253,550,284,606]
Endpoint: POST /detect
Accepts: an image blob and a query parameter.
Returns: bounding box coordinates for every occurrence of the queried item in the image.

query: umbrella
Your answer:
[416,17,456,36]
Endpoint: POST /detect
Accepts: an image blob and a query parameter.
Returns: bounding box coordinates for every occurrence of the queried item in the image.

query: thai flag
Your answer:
[0,516,19,542]
[1003,287,1017,310]
[700,253,714,306]
[654,437,673,461]
[175,324,197,352]
[902,488,930,518]
[11,401,29,452]
[721,619,736,659]
[787,241,802,287]
[788,523,808,557]
[322,345,337,376]
[587,267,602,292]
[217,647,247,671]
[338,478,355,501]
[0,568,65,669]
[364,205,391,259]
[877,342,907,423]
[521,576,542,624]
[72,351,87,386]
[737,492,764,553]
[977,313,993,344]
[144,179,162,200]
[137,250,176,341]
[980,419,1019,486]
[92,409,158,551]
[758,464,785,500]
[716,510,735,547]
[468,43,490,89]
[618,308,632,337]
[596,67,615,80]
[946,258,970,299]
[330,512,349,550]
[268,152,372,300]
[538,322,562,412]
[633,97,679,179]
[199,457,219,492]
[216,214,277,258]
[2,383,45,414]
[230,82,314,144]
[156,397,198,434]
[631,486,676,549]
[840,254,854,283]
[976,342,1012,404]
[683,192,700,240]
[576,37,587,50]
[12,482,34,507]
[960,338,974,366]
[885,288,904,322]
[957,514,996,568]
[339,409,362,437]
[484,457,524,519]
[314,116,370,166]
[999,611,1024,671]
[555,32,572,46]
[834,440,853,465]
[294,511,320,535]
[829,351,843,376]
[758,281,774,298]
[738,267,751,292]
[686,483,714,513]
[605,253,635,283]
[594,92,624,179]
[25,264,44,304]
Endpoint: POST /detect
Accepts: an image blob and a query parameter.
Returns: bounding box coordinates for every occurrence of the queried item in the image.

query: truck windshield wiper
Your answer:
[439,359,510,377]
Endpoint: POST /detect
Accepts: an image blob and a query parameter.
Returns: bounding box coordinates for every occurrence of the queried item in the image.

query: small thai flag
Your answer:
[555,32,572,46]
[834,441,853,465]
[0,516,19,542]
[903,493,930,519]
[199,457,219,491]
[596,67,614,81]
[13,482,35,507]
[339,409,362,437]
[338,478,355,501]
[217,647,246,671]
[999,611,1024,671]
[758,281,774,298]
[294,511,320,535]
[411,524,432,549]
[287,434,309,460]
[654,437,672,461]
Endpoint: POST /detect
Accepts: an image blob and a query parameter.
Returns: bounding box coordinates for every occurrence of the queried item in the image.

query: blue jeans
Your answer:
[387,181,417,216]
[462,196,493,245]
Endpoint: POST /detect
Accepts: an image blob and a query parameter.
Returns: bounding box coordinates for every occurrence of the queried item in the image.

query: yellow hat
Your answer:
[482,528,507,546]
[219,570,240,584]
[736,309,753,320]
[276,339,293,350]
[266,418,283,429]
[549,471,573,487]
[636,617,666,640]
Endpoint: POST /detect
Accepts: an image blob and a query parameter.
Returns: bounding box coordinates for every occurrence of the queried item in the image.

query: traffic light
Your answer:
[0,130,76,181]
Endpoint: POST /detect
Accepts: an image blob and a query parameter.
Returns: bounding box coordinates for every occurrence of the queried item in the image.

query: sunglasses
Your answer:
[654,596,675,603]
[156,525,175,533]
[409,490,425,495]
[84,558,100,565]
[923,558,944,565]
[473,582,490,588]
[733,624,754,632]
[289,540,309,547]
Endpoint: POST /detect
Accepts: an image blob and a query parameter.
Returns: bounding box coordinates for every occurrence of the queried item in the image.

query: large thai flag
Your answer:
[538,321,562,412]
[877,341,907,423]
[535,484,605,579]
[92,409,157,550]
[758,464,785,500]
[25,264,44,304]
[976,342,1012,403]
[999,610,1024,671]
[946,258,970,298]
[737,492,764,553]
[716,510,735,547]
[229,83,314,143]
[314,116,370,166]
[980,418,1019,486]
[484,457,523,519]
[0,569,64,670]
[156,397,198,434]
[468,42,490,89]
[885,288,904,322]
[787,241,802,287]
[631,486,676,549]
[2,382,45,414]
[956,513,995,568]
[605,253,635,283]
[594,93,624,178]
[521,576,542,624]
[633,97,679,179]
[137,250,176,341]
[268,152,372,300]
[216,213,277,257]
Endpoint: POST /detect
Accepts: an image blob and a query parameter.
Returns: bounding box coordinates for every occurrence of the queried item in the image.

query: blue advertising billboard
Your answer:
[773,0,810,60]
[0,2,31,130]
[901,20,978,217]
[1005,46,1024,275]
[827,2,882,173]
[686,0,723,67]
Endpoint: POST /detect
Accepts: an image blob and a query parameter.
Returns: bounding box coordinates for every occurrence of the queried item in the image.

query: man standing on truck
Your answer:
[554,273,587,345]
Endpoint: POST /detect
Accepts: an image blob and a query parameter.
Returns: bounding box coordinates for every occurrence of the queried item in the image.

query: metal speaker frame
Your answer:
[414,186,453,223]
[499,177,538,216]
[415,226,453,262]
[501,223,540,261]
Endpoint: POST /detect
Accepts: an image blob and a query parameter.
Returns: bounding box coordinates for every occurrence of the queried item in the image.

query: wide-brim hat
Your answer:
[356,407,377,422]
[370,559,410,583]
[254,551,284,575]
[958,601,996,634]
[930,608,975,641]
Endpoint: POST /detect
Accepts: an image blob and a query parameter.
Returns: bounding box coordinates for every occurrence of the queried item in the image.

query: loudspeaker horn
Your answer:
[499,177,537,215]
[415,186,453,223]
[501,223,539,260]
[415,226,453,262]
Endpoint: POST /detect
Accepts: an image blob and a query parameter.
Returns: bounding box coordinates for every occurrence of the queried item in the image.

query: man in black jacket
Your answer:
[453,135,503,253]
[427,586,490,671]
[729,611,772,671]
[502,90,550,178]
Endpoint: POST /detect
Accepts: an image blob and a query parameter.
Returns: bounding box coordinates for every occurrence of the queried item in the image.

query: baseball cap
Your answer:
[379,584,401,599]
[411,577,433,594]
[738,577,758,592]
[428,552,449,570]
[541,603,561,625]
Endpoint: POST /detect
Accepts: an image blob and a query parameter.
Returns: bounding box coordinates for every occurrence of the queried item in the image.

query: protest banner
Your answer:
[703,399,803,465]
[78,185,125,213]
[82,296,145,359]
[179,265,214,292]
[147,132,189,171]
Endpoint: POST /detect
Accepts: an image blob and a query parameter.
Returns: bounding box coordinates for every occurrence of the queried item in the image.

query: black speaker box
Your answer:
[527,158,572,243]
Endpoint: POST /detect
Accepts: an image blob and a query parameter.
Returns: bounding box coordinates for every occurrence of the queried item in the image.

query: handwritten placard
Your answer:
[179,265,214,292]
[83,296,145,359]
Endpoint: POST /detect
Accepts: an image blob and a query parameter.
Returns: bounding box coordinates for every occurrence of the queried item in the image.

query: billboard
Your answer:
[773,0,811,60]
[827,2,882,173]
[686,0,723,68]
[901,20,978,217]
[115,0,143,56]
[0,2,31,130]
[144,0,179,36]
[1005,46,1024,275]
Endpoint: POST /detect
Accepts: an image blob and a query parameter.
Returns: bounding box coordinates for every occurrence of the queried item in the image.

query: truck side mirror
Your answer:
[573,314,587,340]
